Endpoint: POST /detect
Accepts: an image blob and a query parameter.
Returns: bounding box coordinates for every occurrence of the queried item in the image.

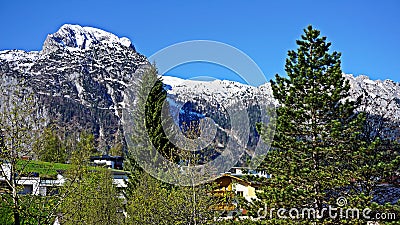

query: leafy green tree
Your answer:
[0,81,45,225]
[59,132,124,224]
[125,173,170,225]
[76,131,98,157]
[18,195,60,225]
[33,126,67,163]
[0,196,13,225]
[256,25,366,224]
[60,149,123,225]
[109,142,124,156]
[0,195,60,225]
[125,173,217,225]
[61,130,98,164]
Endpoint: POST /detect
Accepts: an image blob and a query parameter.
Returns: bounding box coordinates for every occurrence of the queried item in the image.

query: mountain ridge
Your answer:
[0,24,399,155]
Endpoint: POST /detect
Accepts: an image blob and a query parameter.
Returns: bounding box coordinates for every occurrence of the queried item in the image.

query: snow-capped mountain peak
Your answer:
[162,75,273,105]
[42,24,134,54]
[1,24,399,153]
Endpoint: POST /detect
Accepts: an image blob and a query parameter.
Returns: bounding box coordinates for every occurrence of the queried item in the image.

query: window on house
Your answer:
[19,185,33,195]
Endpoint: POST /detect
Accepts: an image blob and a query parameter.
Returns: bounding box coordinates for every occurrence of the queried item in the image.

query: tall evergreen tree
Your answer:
[144,66,178,163]
[124,64,177,189]
[124,65,219,224]
[256,25,365,223]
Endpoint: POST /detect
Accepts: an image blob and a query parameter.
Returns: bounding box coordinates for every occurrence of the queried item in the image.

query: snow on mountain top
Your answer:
[162,76,186,86]
[163,75,256,94]
[42,24,134,54]
[162,75,274,106]
[162,75,267,88]
[346,74,399,87]
[0,50,39,62]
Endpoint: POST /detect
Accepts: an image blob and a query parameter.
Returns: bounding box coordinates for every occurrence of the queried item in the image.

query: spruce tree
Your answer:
[124,64,177,192]
[256,25,365,223]
[124,65,218,224]
[144,66,178,163]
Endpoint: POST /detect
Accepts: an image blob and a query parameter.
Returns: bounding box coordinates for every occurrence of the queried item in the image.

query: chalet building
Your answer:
[213,173,260,203]
[211,173,263,219]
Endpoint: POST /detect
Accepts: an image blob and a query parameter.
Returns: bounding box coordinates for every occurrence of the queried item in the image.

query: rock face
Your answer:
[42,24,135,54]
[163,75,400,144]
[162,76,276,162]
[345,74,400,141]
[0,24,399,154]
[0,24,149,152]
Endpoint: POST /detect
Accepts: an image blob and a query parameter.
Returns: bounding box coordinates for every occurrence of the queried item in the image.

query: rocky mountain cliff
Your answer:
[345,74,400,141]
[0,24,149,151]
[0,24,399,155]
[163,75,400,144]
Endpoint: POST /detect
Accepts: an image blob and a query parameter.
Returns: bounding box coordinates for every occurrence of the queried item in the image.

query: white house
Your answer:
[0,162,128,196]
[0,163,65,196]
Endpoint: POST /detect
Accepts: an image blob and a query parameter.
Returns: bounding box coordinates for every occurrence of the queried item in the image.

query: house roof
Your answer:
[90,155,124,160]
[213,173,258,187]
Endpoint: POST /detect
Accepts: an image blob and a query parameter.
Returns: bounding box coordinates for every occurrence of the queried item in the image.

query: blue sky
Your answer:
[0,0,399,84]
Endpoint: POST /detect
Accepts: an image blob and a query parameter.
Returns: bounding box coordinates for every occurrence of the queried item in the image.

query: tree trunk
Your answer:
[13,210,20,225]
[10,160,20,225]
